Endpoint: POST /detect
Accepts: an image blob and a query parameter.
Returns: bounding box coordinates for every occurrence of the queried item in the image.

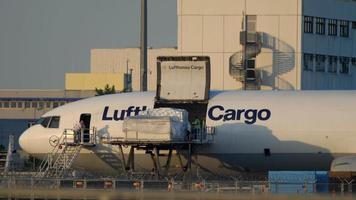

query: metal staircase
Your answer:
[229,15,262,90]
[37,144,82,179]
[35,128,96,179]
[97,152,123,171]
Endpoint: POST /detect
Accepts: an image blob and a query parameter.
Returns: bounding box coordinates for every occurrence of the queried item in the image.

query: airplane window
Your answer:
[35,118,43,125]
[49,116,60,128]
[35,117,51,128]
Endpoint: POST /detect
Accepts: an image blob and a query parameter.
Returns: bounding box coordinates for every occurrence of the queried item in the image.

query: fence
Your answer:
[1,177,356,195]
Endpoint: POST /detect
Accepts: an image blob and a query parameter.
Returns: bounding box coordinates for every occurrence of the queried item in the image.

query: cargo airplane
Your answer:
[19,91,356,176]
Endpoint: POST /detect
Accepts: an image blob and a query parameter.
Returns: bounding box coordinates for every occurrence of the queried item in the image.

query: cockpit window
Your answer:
[35,117,51,127]
[42,117,51,127]
[48,116,60,128]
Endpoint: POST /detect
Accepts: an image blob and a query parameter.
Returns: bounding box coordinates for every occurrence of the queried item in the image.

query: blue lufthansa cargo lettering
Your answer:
[102,106,147,121]
[102,106,113,120]
[208,105,271,124]
[207,105,224,120]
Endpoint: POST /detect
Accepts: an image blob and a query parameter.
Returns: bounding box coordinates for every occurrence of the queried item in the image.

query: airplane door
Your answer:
[79,113,91,143]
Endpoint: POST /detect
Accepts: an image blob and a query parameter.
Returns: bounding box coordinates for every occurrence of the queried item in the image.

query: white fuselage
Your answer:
[19,91,356,176]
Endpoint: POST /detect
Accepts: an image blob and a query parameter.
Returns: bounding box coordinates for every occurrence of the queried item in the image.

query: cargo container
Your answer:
[268,171,328,194]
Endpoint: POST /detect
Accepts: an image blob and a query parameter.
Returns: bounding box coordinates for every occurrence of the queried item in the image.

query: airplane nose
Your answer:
[19,128,32,153]
[19,125,55,159]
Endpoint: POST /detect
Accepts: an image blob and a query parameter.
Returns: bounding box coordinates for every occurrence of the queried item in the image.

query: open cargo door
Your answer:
[156,56,210,103]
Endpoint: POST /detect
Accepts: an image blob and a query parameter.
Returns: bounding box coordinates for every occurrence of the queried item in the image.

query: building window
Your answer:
[53,102,59,108]
[25,102,31,108]
[46,102,51,108]
[304,16,314,33]
[4,101,9,108]
[353,22,356,29]
[328,56,338,73]
[38,102,44,109]
[328,19,338,36]
[0,102,2,108]
[10,102,16,108]
[340,20,349,37]
[32,102,37,108]
[17,102,23,108]
[339,57,350,74]
[303,53,314,71]
[352,58,356,66]
[316,17,325,35]
[315,55,326,72]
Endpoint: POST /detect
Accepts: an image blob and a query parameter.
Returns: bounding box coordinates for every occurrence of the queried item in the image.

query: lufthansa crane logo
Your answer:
[49,135,60,147]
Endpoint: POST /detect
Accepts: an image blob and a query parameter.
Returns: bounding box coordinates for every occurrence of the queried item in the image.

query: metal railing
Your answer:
[119,125,216,144]
[193,126,216,144]
[2,135,14,175]
[63,127,97,145]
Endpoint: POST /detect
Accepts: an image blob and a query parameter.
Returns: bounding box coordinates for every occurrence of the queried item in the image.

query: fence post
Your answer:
[94,127,97,145]
[235,180,238,194]
[340,182,344,194]
[81,129,84,144]
[347,181,353,193]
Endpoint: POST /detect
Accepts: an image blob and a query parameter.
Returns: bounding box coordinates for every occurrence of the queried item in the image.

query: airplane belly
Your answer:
[69,151,345,177]
[69,144,353,177]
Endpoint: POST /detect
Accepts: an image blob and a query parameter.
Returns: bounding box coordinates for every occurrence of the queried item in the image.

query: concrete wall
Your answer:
[177,0,302,90]
[90,48,177,91]
[301,0,356,89]
[65,73,125,91]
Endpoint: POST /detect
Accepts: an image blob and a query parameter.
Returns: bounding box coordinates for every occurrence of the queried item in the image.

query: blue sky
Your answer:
[0,0,177,89]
